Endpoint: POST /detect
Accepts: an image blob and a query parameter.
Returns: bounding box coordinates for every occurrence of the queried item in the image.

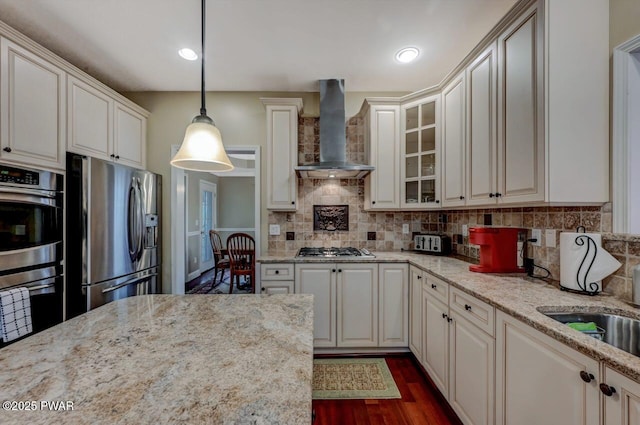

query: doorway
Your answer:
[170,145,261,294]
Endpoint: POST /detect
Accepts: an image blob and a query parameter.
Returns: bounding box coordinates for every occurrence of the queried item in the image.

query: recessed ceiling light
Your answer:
[395,47,420,64]
[178,48,198,61]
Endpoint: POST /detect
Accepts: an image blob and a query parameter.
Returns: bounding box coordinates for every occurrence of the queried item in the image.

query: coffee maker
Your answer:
[469,227,526,273]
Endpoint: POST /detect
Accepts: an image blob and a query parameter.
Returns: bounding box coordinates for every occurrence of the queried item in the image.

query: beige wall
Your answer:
[218,177,254,229]
[123,90,405,290]
[610,0,640,50]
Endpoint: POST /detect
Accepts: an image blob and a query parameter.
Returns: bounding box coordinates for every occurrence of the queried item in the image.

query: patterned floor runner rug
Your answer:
[312,358,401,400]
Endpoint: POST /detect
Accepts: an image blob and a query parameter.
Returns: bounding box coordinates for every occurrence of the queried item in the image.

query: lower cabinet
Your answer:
[409,265,424,358]
[602,366,640,425]
[295,262,407,349]
[259,263,294,295]
[422,285,450,395]
[496,311,599,425]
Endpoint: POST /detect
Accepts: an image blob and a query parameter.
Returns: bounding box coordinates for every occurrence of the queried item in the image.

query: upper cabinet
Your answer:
[0,22,149,171]
[262,98,302,211]
[441,74,466,208]
[401,95,441,209]
[0,38,66,170]
[67,75,147,169]
[363,101,401,210]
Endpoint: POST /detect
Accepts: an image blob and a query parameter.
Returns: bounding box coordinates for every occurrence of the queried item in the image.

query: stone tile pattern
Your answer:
[269,117,639,302]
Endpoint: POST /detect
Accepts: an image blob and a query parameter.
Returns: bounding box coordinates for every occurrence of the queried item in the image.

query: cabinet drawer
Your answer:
[423,273,449,304]
[449,287,495,336]
[260,263,294,280]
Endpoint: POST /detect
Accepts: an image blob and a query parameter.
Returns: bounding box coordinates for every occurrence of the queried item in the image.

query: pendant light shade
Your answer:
[170,0,234,172]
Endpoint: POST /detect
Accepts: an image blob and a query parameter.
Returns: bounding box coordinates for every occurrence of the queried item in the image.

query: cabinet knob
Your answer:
[431,284,437,289]
[579,371,594,383]
[447,317,453,323]
[2,147,11,153]
[338,269,342,273]
[110,154,115,158]
[436,200,440,204]
[261,287,265,291]
[417,275,422,280]
[599,383,616,397]
[332,269,336,273]
[489,193,495,198]
[442,313,448,319]
[291,201,295,205]
[372,201,376,205]
[464,304,472,311]
[275,270,279,274]
[496,192,502,197]
[459,196,465,200]
[115,155,120,160]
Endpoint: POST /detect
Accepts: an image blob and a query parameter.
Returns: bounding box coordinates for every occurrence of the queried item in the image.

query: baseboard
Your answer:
[313,347,410,357]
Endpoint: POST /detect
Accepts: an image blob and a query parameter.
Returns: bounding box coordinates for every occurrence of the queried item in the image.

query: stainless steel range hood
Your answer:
[295,79,374,179]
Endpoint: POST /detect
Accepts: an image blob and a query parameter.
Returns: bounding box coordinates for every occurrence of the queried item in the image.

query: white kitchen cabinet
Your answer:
[295,263,336,347]
[337,263,378,347]
[261,98,302,211]
[260,263,294,294]
[602,366,640,425]
[67,75,147,169]
[496,311,599,425]
[363,101,401,210]
[114,102,146,168]
[378,263,408,347]
[466,43,498,206]
[448,288,495,425]
[409,265,423,359]
[422,280,449,395]
[493,0,609,205]
[0,38,65,170]
[441,73,466,208]
[400,95,441,209]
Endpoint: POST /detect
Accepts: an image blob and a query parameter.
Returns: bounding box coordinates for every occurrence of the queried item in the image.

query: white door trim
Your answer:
[613,33,640,233]
[170,144,185,294]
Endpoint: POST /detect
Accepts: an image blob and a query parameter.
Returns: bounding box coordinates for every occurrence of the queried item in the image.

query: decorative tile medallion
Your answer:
[314,205,349,231]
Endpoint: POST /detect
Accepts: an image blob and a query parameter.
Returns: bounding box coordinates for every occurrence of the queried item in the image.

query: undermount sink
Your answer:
[538,309,640,358]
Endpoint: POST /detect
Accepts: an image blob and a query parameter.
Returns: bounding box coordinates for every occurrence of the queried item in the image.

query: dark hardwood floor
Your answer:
[312,355,462,425]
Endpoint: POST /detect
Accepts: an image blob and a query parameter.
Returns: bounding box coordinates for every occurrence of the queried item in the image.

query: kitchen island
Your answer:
[0,294,314,425]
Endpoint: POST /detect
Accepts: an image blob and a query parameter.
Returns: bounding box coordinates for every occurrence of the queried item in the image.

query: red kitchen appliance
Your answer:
[469,227,526,273]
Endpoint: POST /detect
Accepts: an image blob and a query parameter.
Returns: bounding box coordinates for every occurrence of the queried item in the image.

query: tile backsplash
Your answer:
[268,116,640,303]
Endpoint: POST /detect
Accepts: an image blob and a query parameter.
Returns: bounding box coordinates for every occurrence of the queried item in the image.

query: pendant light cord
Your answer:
[200,0,207,117]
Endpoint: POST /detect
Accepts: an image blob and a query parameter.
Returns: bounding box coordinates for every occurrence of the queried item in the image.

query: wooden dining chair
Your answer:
[226,233,256,294]
[209,230,230,289]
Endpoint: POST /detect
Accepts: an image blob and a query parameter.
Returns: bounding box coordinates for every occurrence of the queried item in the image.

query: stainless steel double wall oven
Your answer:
[0,164,64,346]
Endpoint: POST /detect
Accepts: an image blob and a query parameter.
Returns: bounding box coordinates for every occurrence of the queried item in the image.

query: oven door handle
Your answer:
[101,273,157,294]
[0,188,58,207]
[25,277,57,296]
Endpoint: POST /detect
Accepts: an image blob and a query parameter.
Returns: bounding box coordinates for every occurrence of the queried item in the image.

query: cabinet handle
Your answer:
[496,192,502,197]
[464,304,472,311]
[2,147,11,153]
[110,154,115,158]
[489,193,495,198]
[599,383,616,397]
[417,275,422,280]
[431,284,437,289]
[579,371,595,383]
[116,155,120,160]
[442,313,448,319]
[275,270,279,274]
[459,196,464,200]
[447,317,453,323]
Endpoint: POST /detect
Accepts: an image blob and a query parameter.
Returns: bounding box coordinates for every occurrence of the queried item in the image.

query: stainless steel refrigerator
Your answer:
[66,153,161,319]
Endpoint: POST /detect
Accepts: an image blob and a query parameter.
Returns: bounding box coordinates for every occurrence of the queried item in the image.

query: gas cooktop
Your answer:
[296,247,374,258]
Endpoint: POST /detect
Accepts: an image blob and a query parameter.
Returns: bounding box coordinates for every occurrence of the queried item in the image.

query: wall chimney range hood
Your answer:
[295,79,374,179]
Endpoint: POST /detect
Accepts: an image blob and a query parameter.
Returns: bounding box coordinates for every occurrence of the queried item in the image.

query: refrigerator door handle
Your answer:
[127,178,141,262]
[136,178,144,261]
[101,273,158,294]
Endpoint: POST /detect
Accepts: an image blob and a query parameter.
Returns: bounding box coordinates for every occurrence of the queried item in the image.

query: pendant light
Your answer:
[171,0,234,172]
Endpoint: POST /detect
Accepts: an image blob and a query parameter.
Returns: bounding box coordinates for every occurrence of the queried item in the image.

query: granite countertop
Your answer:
[259,250,640,382]
[0,294,314,425]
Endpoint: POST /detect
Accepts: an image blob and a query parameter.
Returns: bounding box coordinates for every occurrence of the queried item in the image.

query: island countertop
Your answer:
[0,294,314,425]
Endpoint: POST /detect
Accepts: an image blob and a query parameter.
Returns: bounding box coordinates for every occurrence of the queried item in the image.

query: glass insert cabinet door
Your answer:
[402,95,440,207]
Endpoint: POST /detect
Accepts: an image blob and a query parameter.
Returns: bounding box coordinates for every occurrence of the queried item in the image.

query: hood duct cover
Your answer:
[295,79,374,179]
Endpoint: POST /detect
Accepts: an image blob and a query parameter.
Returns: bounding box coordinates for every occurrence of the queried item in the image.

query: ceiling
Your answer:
[0,0,518,93]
